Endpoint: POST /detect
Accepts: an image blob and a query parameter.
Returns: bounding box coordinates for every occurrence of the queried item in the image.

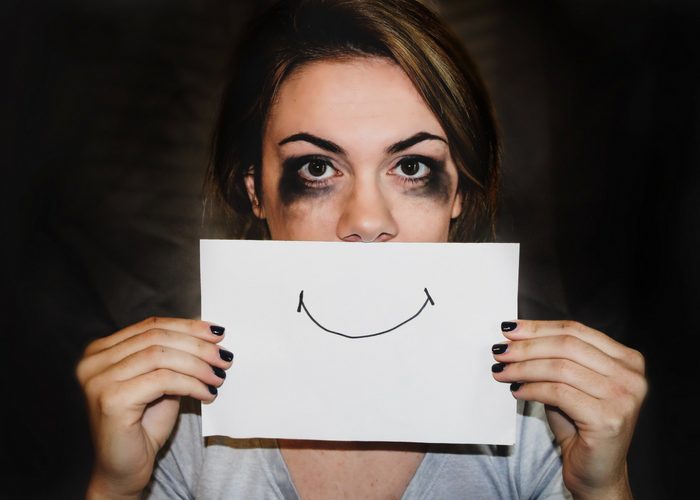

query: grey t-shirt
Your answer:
[145,399,571,499]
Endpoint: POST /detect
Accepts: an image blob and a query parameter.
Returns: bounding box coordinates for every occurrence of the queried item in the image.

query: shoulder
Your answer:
[419,401,570,499]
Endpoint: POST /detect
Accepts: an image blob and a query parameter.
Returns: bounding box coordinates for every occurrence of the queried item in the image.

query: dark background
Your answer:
[2,0,698,498]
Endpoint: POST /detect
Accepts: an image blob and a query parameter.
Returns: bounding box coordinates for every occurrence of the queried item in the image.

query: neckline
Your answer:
[266,440,441,499]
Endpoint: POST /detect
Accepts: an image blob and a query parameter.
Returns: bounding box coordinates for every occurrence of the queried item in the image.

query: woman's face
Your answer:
[246,57,463,242]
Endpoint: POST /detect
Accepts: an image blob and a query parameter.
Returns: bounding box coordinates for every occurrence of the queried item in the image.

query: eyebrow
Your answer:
[278,133,345,154]
[277,131,448,156]
[385,132,448,154]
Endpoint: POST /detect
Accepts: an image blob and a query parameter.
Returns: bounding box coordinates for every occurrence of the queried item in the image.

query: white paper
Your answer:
[200,240,519,445]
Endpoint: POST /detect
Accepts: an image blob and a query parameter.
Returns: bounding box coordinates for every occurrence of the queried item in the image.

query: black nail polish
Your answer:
[491,362,506,373]
[492,343,508,354]
[219,349,234,362]
[210,325,225,336]
[510,382,522,392]
[208,385,218,395]
[212,366,226,379]
[501,321,517,332]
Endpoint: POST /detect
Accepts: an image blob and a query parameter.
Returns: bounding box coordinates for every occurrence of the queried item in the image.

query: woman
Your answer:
[77,0,647,498]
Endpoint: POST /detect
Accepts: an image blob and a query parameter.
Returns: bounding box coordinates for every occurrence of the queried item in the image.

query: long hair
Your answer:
[208,0,500,242]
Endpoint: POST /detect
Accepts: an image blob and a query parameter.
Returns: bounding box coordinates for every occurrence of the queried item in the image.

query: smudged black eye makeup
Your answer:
[390,155,451,201]
[278,155,340,204]
[277,153,452,206]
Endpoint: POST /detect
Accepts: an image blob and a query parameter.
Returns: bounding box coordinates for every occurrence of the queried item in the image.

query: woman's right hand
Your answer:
[76,317,232,499]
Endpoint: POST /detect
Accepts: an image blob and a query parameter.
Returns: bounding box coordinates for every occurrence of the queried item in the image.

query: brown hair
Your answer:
[208,0,500,241]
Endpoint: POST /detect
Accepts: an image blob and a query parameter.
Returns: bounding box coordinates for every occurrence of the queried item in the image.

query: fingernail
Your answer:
[510,382,522,392]
[210,325,225,335]
[208,385,218,395]
[492,343,508,354]
[219,349,234,362]
[212,366,226,379]
[501,321,517,332]
[491,362,506,373]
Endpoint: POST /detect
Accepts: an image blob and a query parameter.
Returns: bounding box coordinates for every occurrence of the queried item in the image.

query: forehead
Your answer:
[265,57,446,146]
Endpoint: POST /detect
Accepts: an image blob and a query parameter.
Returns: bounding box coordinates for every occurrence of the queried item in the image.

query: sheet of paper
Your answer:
[200,240,519,445]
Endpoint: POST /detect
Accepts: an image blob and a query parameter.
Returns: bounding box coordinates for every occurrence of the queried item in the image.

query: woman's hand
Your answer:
[491,320,647,500]
[76,317,233,499]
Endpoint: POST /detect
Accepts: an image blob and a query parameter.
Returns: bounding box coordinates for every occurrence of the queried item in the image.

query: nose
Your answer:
[336,177,398,242]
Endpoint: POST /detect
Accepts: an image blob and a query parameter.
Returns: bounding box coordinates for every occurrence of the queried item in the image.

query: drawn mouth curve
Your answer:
[296,288,435,339]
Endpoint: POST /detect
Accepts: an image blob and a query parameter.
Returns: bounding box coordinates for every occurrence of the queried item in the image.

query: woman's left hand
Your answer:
[491,320,647,500]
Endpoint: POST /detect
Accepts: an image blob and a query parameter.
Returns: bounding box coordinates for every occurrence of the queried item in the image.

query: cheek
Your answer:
[389,172,458,241]
[277,163,333,206]
[264,163,348,240]
[391,197,454,241]
[264,192,342,240]
[408,168,452,204]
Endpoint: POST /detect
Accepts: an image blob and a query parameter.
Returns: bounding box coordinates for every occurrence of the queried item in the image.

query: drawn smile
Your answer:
[296,288,435,339]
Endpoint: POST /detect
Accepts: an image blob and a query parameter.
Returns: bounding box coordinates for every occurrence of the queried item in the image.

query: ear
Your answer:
[244,166,265,219]
[450,189,464,219]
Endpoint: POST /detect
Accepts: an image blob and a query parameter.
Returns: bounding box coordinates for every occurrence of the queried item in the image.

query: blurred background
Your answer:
[1,0,698,497]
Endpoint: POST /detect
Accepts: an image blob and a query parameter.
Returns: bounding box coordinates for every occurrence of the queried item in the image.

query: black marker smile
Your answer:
[296,288,435,339]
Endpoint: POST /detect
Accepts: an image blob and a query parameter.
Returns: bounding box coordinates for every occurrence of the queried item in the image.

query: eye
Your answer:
[393,157,431,180]
[298,159,337,181]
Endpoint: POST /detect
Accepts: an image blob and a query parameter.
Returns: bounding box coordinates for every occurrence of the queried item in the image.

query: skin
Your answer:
[77,317,230,499]
[77,58,646,500]
[247,58,462,243]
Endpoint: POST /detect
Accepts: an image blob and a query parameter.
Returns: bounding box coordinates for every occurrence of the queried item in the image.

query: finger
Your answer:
[510,381,603,428]
[85,317,226,356]
[502,320,645,372]
[94,369,218,419]
[99,345,227,389]
[512,381,638,444]
[493,335,620,377]
[79,329,234,382]
[492,358,612,399]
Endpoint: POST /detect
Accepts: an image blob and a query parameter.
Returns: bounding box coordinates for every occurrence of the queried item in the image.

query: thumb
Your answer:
[545,405,577,445]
